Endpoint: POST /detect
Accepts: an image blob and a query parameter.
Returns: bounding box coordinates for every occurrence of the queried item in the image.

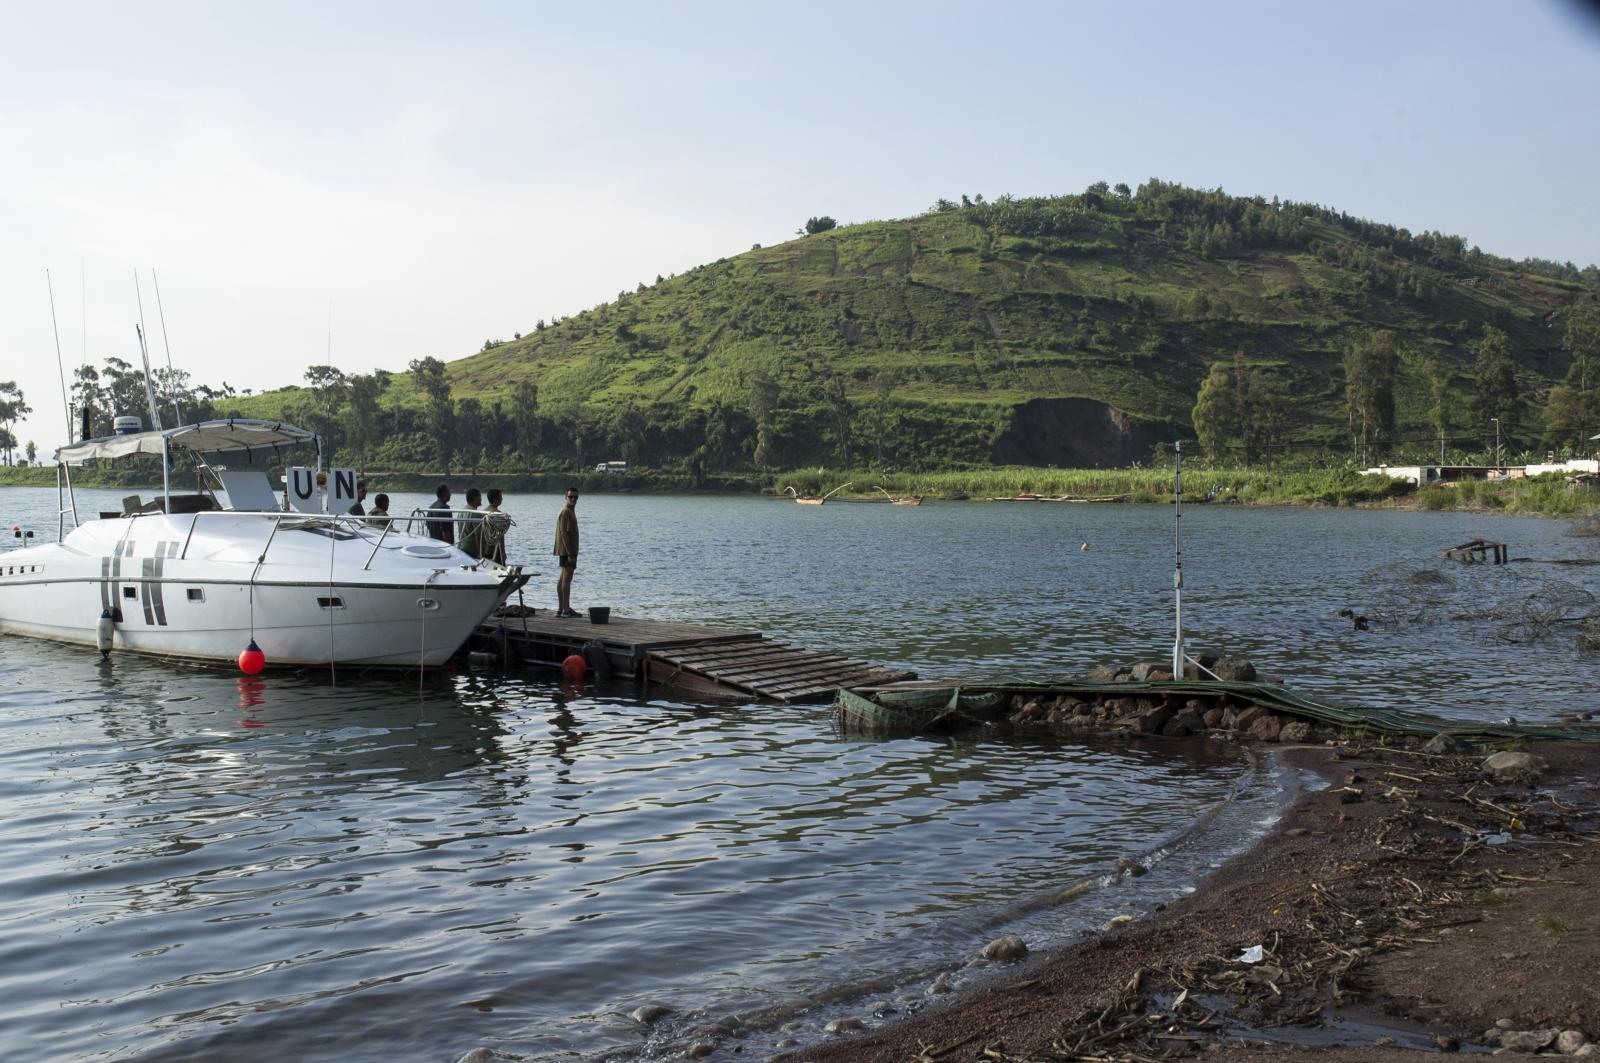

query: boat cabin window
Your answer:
[187,588,205,602]
[215,470,281,512]
[317,595,345,609]
[123,587,137,599]
[293,525,360,541]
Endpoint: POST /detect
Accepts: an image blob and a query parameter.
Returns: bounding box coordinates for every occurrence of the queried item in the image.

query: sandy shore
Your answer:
[795,739,1600,1062]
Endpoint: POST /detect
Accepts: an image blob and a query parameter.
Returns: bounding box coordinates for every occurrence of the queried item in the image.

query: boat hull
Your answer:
[1,579,504,667]
[0,514,522,668]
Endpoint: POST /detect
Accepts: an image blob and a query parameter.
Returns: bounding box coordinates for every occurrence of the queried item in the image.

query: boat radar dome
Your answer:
[113,415,143,435]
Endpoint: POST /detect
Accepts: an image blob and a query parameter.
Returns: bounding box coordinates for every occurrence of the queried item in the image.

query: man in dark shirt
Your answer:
[426,484,454,544]
[348,481,368,516]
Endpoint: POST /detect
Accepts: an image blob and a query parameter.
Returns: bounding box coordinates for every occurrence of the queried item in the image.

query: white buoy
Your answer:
[96,609,115,657]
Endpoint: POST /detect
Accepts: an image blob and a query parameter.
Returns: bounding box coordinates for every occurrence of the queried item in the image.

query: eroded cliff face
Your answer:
[990,398,1173,467]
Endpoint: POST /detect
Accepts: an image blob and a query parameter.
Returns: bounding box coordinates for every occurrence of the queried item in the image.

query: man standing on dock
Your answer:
[554,487,580,618]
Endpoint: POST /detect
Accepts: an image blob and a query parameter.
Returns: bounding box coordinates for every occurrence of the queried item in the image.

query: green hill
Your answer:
[227,179,1597,474]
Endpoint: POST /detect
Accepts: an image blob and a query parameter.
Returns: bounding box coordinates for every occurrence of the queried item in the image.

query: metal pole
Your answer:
[1493,418,1501,469]
[1172,440,1184,678]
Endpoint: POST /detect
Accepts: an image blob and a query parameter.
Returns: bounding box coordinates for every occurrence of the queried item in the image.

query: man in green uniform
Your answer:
[554,487,580,618]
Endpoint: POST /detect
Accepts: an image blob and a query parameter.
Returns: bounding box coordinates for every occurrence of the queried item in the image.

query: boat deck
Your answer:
[475,611,914,703]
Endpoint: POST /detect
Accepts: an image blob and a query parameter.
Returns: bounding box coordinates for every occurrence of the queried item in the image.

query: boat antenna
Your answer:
[151,269,184,425]
[1171,439,1185,677]
[46,270,72,441]
[79,259,88,440]
[133,271,164,432]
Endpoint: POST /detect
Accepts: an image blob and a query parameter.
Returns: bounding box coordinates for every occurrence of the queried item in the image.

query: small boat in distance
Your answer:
[874,486,924,506]
[0,419,529,668]
[784,482,852,505]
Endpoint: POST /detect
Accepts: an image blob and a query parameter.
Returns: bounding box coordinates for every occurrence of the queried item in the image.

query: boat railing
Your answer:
[167,508,493,572]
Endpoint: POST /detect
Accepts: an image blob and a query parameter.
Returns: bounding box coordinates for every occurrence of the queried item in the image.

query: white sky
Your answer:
[4,0,1598,454]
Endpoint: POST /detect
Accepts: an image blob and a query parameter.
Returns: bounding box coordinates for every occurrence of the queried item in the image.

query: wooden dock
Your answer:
[474,611,914,703]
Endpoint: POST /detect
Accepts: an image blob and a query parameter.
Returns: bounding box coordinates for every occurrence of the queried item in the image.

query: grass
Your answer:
[771,465,1415,507]
[222,181,1593,473]
[1538,914,1575,934]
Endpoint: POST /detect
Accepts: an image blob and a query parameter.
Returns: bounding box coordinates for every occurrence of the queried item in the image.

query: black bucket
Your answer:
[588,606,611,624]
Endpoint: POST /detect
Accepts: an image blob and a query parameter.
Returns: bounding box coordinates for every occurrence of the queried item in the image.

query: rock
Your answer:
[1115,857,1148,877]
[773,1038,800,1050]
[823,1018,863,1035]
[631,1004,673,1025]
[927,973,955,995]
[1086,664,1124,682]
[1010,700,1044,724]
[456,1051,495,1063]
[1572,1043,1600,1058]
[1278,720,1313,743]
[1130,662,1162,681]
[1434,1034,1460,1052]
[1181,654,1219,679]
[1132,705,1175,734]
[1220,707,1239,729]
[1104,914,1134,929]
[1482,750,1547,784]
[1333,786,1365,803]
[1213,655,1257,682]
[685,1040,717,1058]
[1202,708,1224,729]
[1232,705,1265,731]
[1422,731,1474,755]
[1248,714,1283,742]
[1496,1018,1517,1030]
[1558,1030,1591,1054]
[869,999,897,1017]
[1496,1029,1558,1053]
[1161,709,1199,737]
[1148,668,1174,681]
[981,934,1028,962]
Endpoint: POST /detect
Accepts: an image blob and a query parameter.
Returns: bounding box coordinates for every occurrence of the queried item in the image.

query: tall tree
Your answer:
[1470,325,1521,450]
[455,397,485,476]
[1343,330,1398,462]
[1190,363,1238,460]
[1550,305,1600,448]
[71,365,105,439]
[0,381,31,466]
[511,379,540,462]
[408,357,455,475]
[819,370,852,466]
[746,369,780,469]
[871,369,898,465]
[301,365,348,457]
[1425,356,1452,463]
[345,373,385,466]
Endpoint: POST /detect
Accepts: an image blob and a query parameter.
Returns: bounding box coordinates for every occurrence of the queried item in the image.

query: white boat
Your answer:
[0,419,528,668]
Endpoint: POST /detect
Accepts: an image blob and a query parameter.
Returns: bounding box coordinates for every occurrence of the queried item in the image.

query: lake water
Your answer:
[2,487,1597,1062]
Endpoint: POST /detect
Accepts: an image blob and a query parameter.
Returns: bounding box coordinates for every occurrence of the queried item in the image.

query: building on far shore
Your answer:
[1361,459,1600,485]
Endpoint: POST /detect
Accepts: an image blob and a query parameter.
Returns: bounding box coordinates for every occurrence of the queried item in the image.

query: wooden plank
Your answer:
[750,668,904,698]
[765,670,916,702]
[652,642,831,668]
[684,655,873,687]
[758,664,915,694]
[656,645,852,673]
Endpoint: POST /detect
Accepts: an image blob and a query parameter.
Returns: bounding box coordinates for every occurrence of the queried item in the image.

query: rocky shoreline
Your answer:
[792,736,1600,1063]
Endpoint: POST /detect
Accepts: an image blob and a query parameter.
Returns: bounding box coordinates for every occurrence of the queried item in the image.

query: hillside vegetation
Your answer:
[173,181,1600,475]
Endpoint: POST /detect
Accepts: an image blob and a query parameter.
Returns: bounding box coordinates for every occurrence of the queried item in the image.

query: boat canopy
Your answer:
[55,419,318,466]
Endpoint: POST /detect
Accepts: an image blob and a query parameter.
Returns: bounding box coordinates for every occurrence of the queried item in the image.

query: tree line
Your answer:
[1189,304,1600,466]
